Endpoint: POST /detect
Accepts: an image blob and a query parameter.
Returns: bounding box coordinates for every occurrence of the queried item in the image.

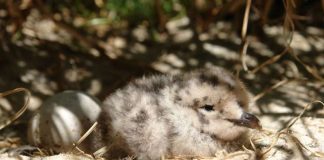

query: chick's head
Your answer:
[171,67,261,141]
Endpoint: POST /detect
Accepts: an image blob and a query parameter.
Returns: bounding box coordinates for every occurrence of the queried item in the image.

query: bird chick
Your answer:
[100,66,261,159]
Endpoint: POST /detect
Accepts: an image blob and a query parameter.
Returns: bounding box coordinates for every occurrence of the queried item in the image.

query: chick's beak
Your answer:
[228,112,262,129]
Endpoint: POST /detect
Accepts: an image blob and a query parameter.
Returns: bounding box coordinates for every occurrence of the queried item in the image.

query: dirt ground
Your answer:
[0,9,324,160]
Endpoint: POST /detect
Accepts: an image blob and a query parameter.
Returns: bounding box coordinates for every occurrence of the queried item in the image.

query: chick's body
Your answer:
[101,67,259,159]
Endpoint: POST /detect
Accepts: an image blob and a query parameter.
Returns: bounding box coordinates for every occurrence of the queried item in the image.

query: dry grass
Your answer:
[253,101,324,159]
[0,88,30,130]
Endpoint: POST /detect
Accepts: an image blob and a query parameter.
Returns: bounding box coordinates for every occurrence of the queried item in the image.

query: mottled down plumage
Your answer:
[96,66,260,159]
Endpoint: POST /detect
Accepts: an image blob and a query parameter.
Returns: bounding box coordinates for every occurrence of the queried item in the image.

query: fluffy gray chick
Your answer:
[101,66,261,159]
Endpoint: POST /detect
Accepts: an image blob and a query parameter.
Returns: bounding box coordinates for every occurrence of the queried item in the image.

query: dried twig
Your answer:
[251,47,291,74]
[252,78,291,102]
[241,0,252,40]
[240,39,250,71]
[240,0,252,71]
[290,50,324,81]
[249,0,296,74]
[260,0,274,25]
[93,146,109,158]
[0,88,30,130]
[282,0,295,46]
[249,101,324,158]
[70,121,98,152]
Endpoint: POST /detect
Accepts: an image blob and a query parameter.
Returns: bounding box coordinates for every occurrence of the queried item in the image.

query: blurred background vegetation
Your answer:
[0,0,323,126]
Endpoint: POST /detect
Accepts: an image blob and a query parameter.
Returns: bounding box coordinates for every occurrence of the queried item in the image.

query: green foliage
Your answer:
[41,0,185,27]
[106,0,155,23]
[105,0,183,25]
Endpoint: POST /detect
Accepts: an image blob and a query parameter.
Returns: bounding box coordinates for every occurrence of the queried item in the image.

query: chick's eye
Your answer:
[201,104,214,111]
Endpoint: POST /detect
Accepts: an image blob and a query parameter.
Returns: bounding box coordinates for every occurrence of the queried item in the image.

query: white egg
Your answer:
[28,91,102,152]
